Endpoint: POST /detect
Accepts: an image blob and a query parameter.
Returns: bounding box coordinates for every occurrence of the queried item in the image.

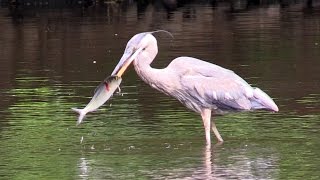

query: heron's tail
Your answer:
[72,108,86,125]
[252,88,279,112]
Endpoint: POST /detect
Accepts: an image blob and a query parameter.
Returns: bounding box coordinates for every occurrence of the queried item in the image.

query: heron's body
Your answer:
[110,32,279,145]
[135,56,277,113]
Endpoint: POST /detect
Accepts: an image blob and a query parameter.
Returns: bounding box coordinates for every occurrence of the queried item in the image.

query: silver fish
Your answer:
[72,75,122,125]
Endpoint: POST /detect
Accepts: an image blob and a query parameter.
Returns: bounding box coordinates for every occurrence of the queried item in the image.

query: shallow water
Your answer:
[0,1,320,179]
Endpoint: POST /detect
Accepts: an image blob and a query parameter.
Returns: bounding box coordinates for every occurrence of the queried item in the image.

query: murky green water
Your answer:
[0,1,320,179]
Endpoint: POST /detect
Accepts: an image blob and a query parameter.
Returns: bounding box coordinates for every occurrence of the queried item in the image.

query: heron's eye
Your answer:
[143,47,146,51]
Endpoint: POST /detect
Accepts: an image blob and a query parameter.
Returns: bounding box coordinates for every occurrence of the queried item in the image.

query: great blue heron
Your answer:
[111,31,279,145]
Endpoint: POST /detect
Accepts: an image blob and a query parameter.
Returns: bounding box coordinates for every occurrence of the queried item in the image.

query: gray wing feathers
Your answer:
[181,75,253,110]
[252,88,279,111]
[170,56,278,112]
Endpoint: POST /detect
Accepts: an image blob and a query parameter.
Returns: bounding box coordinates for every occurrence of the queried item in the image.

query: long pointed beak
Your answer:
[111,47,143,77]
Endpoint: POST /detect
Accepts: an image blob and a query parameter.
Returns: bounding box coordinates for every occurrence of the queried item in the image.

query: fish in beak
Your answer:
[72,33,147,125]
[111,47,144,77]
[72,75,122,125]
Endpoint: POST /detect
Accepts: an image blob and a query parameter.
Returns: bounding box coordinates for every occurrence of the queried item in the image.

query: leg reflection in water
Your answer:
[203,142,223,179]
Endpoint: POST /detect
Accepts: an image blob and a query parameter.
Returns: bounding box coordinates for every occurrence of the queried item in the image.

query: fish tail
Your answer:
[72,108,86,125]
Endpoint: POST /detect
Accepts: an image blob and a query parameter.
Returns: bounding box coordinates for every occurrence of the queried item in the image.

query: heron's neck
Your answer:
[133,48,175,97]
[133,48,158,84]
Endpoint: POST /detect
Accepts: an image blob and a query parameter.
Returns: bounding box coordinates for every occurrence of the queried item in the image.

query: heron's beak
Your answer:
[111,47,143,77]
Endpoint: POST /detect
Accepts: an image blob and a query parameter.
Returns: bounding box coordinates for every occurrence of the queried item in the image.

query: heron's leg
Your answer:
[201,109,212,146]
[211,117,224,142]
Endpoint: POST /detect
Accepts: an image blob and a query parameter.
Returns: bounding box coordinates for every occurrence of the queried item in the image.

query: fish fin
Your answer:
[71,108,86,125]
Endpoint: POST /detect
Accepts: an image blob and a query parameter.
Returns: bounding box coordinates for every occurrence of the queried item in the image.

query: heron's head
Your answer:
[111,32,158,77]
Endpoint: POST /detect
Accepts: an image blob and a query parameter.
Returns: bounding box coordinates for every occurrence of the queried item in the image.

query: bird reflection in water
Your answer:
[76,143,278,179]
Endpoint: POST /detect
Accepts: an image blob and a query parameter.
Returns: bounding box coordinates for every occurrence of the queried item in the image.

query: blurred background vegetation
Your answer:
[1,0,318,15]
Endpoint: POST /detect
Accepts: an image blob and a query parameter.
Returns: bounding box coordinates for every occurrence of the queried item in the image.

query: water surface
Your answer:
[0,1,319,179]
